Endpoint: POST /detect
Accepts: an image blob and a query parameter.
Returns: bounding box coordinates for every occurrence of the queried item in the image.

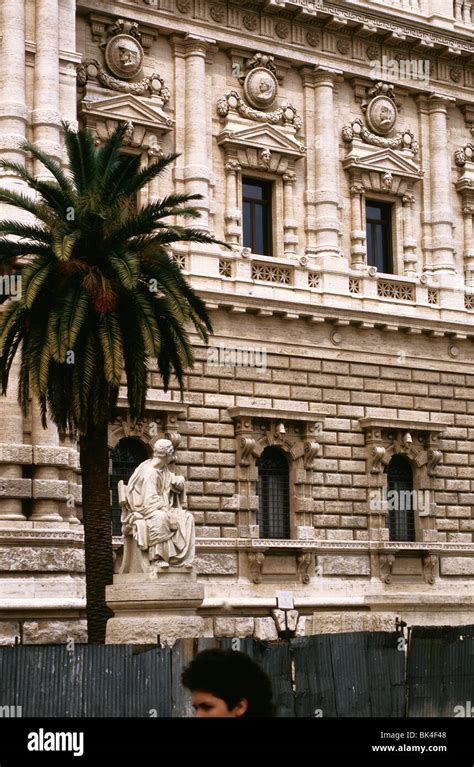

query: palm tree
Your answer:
[0,123,221,642]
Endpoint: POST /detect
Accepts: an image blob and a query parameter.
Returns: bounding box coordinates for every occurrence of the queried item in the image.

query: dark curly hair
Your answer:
[181,648,275,717]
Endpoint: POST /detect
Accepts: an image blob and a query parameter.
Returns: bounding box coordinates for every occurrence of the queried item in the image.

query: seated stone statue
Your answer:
[119,438,195,573]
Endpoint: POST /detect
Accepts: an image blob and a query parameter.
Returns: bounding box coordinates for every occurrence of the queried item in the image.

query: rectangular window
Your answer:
[366,200,393,274]
[242,178,272,256]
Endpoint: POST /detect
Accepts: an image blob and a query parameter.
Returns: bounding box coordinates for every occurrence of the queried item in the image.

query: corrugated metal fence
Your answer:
[0,627,472,717]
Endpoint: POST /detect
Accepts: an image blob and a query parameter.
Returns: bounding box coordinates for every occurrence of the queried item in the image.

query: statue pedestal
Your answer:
[105,568,207,645]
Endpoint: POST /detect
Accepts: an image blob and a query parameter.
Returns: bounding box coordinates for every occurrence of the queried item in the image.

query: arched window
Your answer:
[256,447,290,539]
[110,437,149,536]
[385,455,415,542]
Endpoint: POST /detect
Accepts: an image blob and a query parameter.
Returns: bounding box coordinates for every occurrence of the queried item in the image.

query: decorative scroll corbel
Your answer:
[426,449,442,477]
[297,552,313,584]
[423,553,438,585]
[248,552,265,584]
[240,437,257,467]
[164,431,181,450]
[379,553,395,584]
[303,441,321,470]
[371,446,386,474]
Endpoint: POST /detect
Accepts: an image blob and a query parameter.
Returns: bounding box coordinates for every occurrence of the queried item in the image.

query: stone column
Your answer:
[282,171,298,257]
[147,145,163,204]
[0,1,28,520]
[0,0,28,171]
[32,0,62,176]
[30,399,63,522]
[59,0,80,128]
[313,67,342,258]
[224,159,241,245]
[415,95,432,272]
[462,206,474,287]
[349,179,366,269]
[402,192,418,276]
[300,67,317,256]
[183,37,214,231]
[428,95,456,273]
[0,357,27,520]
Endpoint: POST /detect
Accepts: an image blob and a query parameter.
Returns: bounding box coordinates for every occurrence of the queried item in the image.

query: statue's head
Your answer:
[152,438,174,465]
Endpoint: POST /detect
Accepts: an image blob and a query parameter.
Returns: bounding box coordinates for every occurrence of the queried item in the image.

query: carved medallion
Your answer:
[365,94,398,136]
[104,34,144,80]
[243,66,278,110]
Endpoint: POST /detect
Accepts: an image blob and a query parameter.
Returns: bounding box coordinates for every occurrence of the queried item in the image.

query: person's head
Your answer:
[181,648,274,718]
[152,438,174,468]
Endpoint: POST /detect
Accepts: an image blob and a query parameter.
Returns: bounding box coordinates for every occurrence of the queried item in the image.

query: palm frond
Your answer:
[0,161,71,215]
[120,152,180,198]
[98,312,123,386]
[0,220,51,243]
[23,260,53,308]
[62,122,97,193]
[21,141,74,194]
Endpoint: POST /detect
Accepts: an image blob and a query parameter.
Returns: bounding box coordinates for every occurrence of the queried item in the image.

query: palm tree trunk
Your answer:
[79,415,114,644]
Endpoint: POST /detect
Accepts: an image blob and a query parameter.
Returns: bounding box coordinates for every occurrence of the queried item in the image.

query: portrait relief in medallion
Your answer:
[105,34,144,80]
[243,67,278,110]
[365,94,397,136]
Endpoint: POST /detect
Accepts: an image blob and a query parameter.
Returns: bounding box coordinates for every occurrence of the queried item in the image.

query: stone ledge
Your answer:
[0,478,32,498]
[359,416,451,432]
[32,446,77,467]
[32,480,70,499]
[0,444,32,464]
[0,547,85,572]
[0,529,84,545]
[228,405,326,423]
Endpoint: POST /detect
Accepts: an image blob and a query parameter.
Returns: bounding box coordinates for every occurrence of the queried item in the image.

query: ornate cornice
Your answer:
[140,0,474,60]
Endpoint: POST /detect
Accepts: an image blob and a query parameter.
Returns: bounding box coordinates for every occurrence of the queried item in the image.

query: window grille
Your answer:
[110,437,149,535]
[256,446,290,539]
[385,454,415,542]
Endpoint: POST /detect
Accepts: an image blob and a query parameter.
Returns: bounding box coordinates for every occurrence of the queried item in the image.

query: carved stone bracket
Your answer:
[423,553,438,585]
[240,437,258,467]
[229,407,325,473]
[379,553,395,584]
[303,441,321,470]
[360,418,448,478]
[248,551,265,584]
[426,449,442,477]
[109,400,187,451]
[297,551,313,584]
[371,445,387,475]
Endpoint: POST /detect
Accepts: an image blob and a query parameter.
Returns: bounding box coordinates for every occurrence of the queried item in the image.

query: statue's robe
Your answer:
[124,460,195,566]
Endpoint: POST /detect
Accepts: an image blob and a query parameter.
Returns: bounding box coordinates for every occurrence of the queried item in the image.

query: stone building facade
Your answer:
[1,0,474,644]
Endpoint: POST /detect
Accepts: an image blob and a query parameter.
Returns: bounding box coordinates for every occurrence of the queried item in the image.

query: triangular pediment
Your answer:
[80,93,174,131]
[343,146,422,179]
[217,122,306,157]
